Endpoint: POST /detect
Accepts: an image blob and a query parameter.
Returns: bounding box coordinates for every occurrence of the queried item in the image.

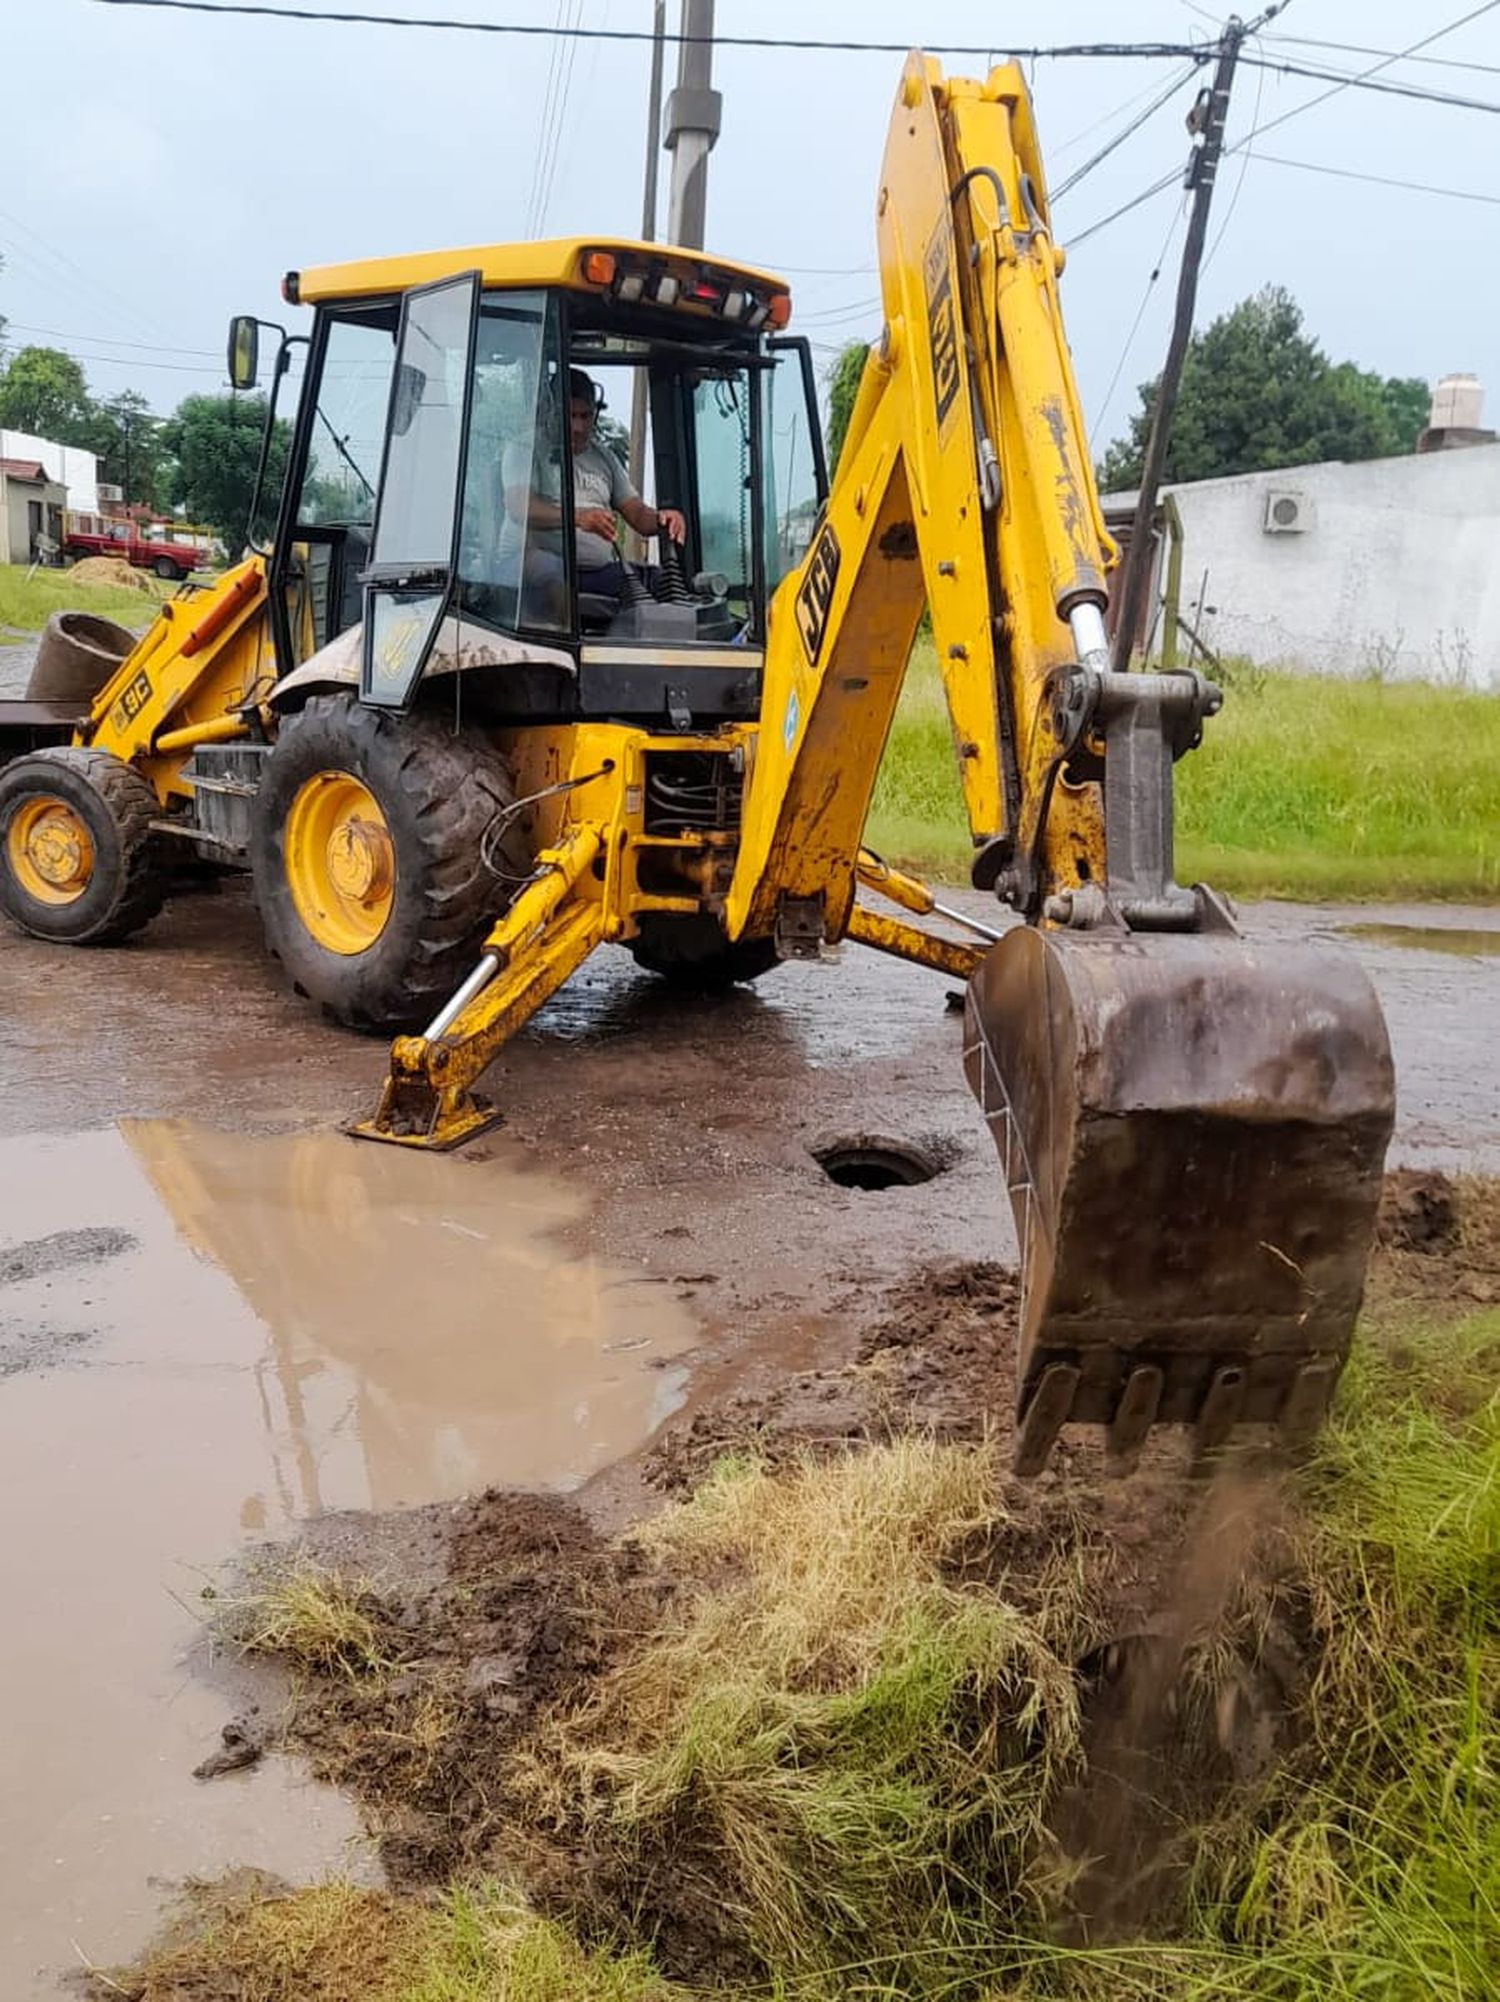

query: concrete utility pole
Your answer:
[1110,18,1244,670]
[664,0,721,250]
[628,0,668,491]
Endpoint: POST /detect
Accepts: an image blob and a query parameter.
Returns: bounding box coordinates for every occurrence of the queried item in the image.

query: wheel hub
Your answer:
[284,771,396,955]
[7,796,94,904]
[326,816,393,902]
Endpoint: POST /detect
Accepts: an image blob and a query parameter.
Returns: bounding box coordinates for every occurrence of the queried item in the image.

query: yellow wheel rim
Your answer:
[284,771,395,955]
[6,795,95,906]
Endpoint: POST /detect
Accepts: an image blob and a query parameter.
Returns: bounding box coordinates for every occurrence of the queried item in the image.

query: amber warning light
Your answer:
[579,249,789,331]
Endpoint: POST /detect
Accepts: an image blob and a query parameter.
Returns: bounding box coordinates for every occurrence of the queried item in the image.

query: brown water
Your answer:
[1341,922,1500,958]
[0,1123,696,1995]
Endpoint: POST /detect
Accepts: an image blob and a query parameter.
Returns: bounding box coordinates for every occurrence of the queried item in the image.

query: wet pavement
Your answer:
[1,876,1498,1993]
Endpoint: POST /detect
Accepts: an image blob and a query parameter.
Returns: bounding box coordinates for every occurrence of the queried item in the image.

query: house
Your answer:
[0,457,67,566]
[0,430,100,516]
[1104,378,1500,688]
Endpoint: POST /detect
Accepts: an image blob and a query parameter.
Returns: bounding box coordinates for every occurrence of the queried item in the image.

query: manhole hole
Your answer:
[813,1139,939,1190]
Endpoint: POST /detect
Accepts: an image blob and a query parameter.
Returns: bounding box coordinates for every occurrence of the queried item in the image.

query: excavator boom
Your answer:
[728,54,1394,1467]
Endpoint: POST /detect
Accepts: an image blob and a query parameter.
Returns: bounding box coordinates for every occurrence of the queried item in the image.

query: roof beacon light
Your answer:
[767,292,793,329]
[583,250,617,285]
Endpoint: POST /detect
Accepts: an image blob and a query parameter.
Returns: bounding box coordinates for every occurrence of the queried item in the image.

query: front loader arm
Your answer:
[727,54,1115,947]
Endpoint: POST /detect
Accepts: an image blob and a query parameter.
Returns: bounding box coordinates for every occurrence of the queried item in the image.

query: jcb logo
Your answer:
[795,522,841,665]
[110,670,152,733]
[923,224,960,435]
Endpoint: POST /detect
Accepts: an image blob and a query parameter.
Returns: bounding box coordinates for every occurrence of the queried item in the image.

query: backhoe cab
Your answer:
[0,54,1394,1472]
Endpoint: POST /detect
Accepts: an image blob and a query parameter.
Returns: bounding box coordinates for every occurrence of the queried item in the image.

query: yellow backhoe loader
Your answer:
[0,54,1394,1472]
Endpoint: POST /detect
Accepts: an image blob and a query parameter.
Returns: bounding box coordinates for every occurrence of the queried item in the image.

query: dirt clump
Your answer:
[646,1258,1021,1495]
[66,555,159,593]
[232,1492,670,1889]
[1378,1166,1461,1253]
[1371,1170,1500,1306]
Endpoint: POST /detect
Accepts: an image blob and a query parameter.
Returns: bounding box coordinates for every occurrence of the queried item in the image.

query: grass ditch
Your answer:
[865,640,1500,902]
[102,1176,1500,2001]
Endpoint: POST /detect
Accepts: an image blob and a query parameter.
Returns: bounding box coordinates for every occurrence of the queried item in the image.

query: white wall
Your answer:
[0,430,99,516]
[1108,444,1500,689]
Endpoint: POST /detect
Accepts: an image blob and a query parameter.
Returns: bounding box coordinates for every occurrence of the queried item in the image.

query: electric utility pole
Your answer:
[664,0,721,251]
[1110,17,1245,670]
[628,0,667,491]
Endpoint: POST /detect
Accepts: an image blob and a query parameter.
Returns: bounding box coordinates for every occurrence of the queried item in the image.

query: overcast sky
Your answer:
[4,0,1499,455]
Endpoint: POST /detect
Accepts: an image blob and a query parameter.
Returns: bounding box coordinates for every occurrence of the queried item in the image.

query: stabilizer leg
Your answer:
[352,824,606,1149]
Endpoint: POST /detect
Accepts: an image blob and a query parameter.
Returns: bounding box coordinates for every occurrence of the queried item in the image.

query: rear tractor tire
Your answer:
[629,912,779,992]
[0,746,165,944]
[249,692,530,1032]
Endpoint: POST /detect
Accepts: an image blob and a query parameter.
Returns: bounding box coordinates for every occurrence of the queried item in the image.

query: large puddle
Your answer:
[1341,922,1500,958]
[0,1122,695,1995]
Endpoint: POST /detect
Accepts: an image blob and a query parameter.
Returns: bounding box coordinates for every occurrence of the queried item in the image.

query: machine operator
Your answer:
[502,369,685,607]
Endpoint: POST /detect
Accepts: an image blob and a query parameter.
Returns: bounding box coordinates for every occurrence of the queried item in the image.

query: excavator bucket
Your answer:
[964,927,1395,1472]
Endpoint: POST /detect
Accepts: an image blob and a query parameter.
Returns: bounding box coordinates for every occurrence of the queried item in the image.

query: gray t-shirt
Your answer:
[500,438,637,570]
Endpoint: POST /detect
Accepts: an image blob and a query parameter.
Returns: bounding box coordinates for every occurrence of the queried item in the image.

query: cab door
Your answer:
[360,271,481,709]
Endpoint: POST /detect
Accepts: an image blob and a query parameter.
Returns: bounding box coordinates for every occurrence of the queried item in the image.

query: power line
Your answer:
[1263,31,1500,79]
[1070,166,1183,248]
[525,0,575,237]
[535,0,587,232]
[1251,152,1500,206]
[53,352,225,374]
[1090,205,1184,450]
[1237,50,1500,115]
[1228,1,1500,150]
[1,320,219,358]
[1051,61,1203,202]
[83,1,1210,59]
[0,210,179,350]
[1069,2,1500,249]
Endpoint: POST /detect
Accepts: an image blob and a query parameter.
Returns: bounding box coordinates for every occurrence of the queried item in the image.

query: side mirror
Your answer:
[390,362,427,438]
[227,315,259,391]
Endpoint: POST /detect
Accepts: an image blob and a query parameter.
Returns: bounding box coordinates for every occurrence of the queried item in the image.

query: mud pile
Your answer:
[65,556,159,593]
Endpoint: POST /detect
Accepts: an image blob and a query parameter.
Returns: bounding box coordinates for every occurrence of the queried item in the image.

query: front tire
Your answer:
[250,693,529,1031]
[0,747,164,944]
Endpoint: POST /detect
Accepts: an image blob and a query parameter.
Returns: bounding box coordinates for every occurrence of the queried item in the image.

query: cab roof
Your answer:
[290,235,790,306]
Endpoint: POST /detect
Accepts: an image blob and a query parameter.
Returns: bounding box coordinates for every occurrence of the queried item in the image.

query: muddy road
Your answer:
[1,879,1497,1995]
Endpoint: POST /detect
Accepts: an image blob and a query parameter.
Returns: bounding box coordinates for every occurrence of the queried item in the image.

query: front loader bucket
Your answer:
[963,927,1395,1472]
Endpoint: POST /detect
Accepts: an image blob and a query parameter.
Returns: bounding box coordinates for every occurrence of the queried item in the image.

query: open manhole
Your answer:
[813,1139,940,1191]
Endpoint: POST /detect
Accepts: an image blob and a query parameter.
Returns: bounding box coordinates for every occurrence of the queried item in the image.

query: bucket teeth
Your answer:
[964,925,1395,1469]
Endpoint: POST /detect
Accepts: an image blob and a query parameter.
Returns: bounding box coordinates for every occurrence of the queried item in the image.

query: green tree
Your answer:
[160,392,291,555]
[825,340,869,472]
[0,345,95,442]
[85,389,165,509]
[1099,287,1430,490]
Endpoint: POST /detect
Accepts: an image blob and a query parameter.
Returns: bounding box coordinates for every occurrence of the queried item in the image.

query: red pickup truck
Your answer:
[63,523,204,580]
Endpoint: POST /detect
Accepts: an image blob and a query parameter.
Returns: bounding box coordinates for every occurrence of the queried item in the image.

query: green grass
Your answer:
[535,1438,1088,1996]
[115,1880,681,2002]
[866,640,1500,901]
[0,561,169,635]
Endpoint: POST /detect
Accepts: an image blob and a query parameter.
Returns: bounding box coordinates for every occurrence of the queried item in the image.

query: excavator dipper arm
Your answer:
[727,54,1395,1469]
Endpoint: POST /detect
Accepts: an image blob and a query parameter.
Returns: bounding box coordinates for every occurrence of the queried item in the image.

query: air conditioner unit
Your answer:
[1263,489,1313,534]
[97,482,124,503]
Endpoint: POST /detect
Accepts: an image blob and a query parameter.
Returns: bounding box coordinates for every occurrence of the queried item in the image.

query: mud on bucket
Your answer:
[963,923,1395,1472]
